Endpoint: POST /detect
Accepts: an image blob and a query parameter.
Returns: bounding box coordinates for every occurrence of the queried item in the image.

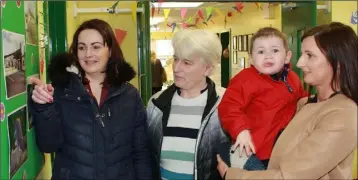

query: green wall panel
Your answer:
[1,1,45,179]
[282,2,316,92]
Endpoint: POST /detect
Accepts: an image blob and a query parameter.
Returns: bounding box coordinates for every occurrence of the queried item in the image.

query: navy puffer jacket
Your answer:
[29,53,151,180]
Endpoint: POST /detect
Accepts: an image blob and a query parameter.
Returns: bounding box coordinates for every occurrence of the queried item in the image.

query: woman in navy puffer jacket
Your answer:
[29,19,151,180]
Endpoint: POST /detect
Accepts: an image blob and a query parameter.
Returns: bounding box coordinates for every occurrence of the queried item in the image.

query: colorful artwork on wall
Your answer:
[2,30,26,99]
[7,106,28,178]
[24,1,37,45]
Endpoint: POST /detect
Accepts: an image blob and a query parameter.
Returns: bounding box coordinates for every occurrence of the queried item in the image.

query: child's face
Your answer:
[251,36,291,75]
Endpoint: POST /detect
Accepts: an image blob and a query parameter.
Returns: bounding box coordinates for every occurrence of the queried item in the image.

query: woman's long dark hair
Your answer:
[301,22,358,105]
[69,19,135,86]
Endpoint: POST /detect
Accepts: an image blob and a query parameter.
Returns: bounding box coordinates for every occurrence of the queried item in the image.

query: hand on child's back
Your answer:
[232,130,256,157]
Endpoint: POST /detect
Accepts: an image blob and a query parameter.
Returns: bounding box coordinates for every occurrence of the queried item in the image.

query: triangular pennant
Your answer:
[195,17,200,25]
[197,9,205,20]
[115,28,127,45]
[163,9,171,20]
[206,14,212,22]
[210,19,215,24]
[131,2,137,24]
[205,7,213,19]
[255,3,263,10]
[157,0,164,14]
[213,7,222,16]
[171,23,177,33]
[181,23,188,29]
[235,2,244,14]
[186,17,194,24]
[180,8,187,19]
[203,22,208,26]
[151,3,155,18]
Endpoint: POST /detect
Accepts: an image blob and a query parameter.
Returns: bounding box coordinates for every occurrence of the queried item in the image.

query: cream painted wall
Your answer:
[66,1,139,88]
[332,1,357,34]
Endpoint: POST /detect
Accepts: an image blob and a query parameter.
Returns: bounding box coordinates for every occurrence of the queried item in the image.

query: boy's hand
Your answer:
[232,130,256,157]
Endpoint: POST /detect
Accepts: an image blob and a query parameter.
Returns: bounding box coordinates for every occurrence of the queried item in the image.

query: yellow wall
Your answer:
[66,1,139,88]
[195,3,281,76]
[331,1,357,34]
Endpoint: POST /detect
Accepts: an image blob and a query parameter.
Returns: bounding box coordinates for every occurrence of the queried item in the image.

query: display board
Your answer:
[0,1,47,179]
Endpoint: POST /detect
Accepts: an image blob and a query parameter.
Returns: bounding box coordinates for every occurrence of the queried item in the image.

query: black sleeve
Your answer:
[28,87,64,153]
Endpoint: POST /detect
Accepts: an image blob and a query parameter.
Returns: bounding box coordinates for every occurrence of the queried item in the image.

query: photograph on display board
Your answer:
[24,1,37,45]
[2,30,26,99]
[8,106,28,178]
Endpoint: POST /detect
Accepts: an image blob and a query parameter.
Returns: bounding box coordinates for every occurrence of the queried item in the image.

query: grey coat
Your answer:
[146,78,230,180]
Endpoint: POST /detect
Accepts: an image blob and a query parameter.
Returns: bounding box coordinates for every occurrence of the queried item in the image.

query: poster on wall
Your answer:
[2,30,26,99]
[24,1,37,45]
[8,106,28,178]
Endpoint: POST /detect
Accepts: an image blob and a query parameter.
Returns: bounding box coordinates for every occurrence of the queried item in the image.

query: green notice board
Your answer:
[0,1,44,179]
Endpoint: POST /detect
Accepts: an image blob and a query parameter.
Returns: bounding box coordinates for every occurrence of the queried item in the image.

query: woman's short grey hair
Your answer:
[171,29,222,68]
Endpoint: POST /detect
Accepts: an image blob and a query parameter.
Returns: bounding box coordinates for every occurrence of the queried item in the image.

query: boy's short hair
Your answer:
[249,27,289,55]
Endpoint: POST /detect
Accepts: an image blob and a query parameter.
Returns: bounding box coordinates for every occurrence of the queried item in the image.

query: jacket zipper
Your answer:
[193,96,219,179]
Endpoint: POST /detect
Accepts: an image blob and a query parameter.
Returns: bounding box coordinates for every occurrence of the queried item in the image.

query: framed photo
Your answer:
[233,51,237,64]
[233,36,237,50]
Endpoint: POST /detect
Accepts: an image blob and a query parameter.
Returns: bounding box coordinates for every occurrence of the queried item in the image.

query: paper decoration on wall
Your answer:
[163,9,170,20]
[2,30,26,99]
[197,9,204,20]
[186,17,194,24]
[227,12,233,17]
[211,19,215,24]
[8,106,28,178]
[151,3,155,18]
[115,28,127,45]
[0,102,5,122]
[1,0,6,7]
[16,0,20,8]
[207,14,213,22]
[205,7,213,19]
[25,1,38,45]
[255,3,263,10]
[181,8,187,19]
[181,23,188,29]
[157,0,164,14]
[214,7,222,16]
[195,17,200,25]
[233,2,244,14]
[203,22,208,26]
[171,23,176,33]
[131,2,137,24]
[351,11,357,24]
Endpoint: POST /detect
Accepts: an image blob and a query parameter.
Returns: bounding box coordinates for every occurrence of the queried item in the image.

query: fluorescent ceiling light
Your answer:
[152,2,203,8]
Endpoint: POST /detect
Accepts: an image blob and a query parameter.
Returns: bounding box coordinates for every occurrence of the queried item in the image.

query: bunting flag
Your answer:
[167,23,172,28]
[163,9,171,20]
[171,23,177,33]
[195,17,200,25]
[224,15,227,29]
[206,14,213,22]
[255,3,263,10]
[203,22,208,26]
[235,2,244,14]
[181,23,188,29]
[157,0,164,14]
[211,19,215,24]
[151,3,155,18]
[131,2,137,24]
[186,17,194,24]
[213,7,222,16]
[181,8,187,19]
[115,28,127,45]
[197,9,205,20]
[205,7,213,20]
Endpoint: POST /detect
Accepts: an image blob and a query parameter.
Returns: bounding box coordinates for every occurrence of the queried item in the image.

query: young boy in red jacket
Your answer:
[218,27,307,169]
